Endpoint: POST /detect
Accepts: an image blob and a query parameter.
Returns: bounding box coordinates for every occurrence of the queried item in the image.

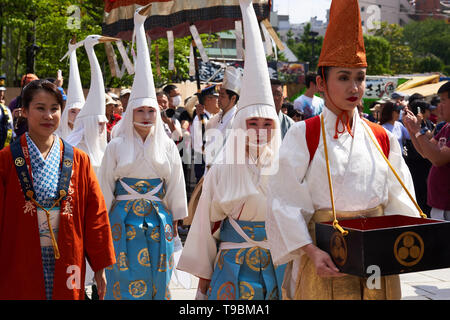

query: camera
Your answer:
[162,108,175,118]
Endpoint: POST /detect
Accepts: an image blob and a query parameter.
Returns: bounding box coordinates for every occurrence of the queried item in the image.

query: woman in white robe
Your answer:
[98,5,188,300]
[177,0,285,300]
[266,0,421,300]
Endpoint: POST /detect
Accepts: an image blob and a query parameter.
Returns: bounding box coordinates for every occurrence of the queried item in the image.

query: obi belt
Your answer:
[207,217,286,300]
[105,177,175,300]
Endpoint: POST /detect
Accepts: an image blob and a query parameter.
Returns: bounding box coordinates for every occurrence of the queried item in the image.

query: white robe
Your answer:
[266,107,419,298]
[98,130,188,221]
[176,163,268,280]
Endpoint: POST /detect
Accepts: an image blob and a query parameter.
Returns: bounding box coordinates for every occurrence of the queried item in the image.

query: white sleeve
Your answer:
[192,117,203,154]
[266,123,316,265]
[98,140,118,212]
[164,141,188,221]
[176,168,220,279]
[383,129,420,217]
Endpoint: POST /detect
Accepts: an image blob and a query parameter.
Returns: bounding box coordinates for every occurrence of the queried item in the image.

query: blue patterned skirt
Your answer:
[207,219,286,300]
[105,178,174,300]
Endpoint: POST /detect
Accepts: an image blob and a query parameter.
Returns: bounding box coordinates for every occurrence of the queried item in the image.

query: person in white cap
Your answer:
[60,34,118,300]
[56,38,85,140]
[177,0,285,300]
[66,35,117,176]
[203,66,242,172]
[98,4,188,300]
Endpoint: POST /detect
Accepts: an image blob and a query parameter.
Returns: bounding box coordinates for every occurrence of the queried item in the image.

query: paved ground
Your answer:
[169,268,450,300]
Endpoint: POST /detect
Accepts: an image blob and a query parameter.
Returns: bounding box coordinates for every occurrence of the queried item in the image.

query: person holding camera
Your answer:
[157,91,183,142]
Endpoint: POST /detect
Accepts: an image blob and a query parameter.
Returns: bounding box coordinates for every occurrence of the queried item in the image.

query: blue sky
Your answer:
[272,0,332,24]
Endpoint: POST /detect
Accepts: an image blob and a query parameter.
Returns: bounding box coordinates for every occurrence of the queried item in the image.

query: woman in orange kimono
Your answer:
[0,79,115,300]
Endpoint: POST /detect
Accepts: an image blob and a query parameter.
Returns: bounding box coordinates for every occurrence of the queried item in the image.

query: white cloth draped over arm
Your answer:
[177,167,223,279]
[266,122,315,266]
[163,140,188,221]
[381,128,420,217]
[98,138,119,212]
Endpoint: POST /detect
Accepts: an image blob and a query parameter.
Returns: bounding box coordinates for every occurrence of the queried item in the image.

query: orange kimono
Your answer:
[0,135,116,299]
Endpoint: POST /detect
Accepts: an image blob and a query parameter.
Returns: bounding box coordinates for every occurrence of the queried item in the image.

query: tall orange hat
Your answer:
[318,0,367,68]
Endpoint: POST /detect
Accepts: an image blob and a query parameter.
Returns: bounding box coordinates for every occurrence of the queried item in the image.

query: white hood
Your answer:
[57,38,85,140]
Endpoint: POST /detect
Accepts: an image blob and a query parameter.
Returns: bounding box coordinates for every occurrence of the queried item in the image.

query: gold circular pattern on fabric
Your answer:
[150,226,160,242]
[235,248,245,265]
[245,247,270,272]
[164,224,173,242]
[217,281,236,300]
[132,199,152,217]
[113,281,121,300]
[394,231,424,267]
[239,281,255,300]
[63,159,72,167]
[111,223,122,241]
[124,200,132,213]
[126,225,136,241]
[118,252,129,271]
[158,254,167,272]
[15,157,25,167]
[131,180,151,194]
[138,248,151,267]
[129,280,147,298]
[106,264,114,270]
[242,226,255,240]
[330,231,347,267]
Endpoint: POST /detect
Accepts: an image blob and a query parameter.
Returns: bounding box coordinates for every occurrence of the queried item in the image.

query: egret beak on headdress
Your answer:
[98,36,121,43]
[138,3,152,16]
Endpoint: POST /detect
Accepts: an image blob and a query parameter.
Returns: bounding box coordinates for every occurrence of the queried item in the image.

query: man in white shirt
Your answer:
[293,72,324,119]
[192,85,219,182]
[204,66,242,172]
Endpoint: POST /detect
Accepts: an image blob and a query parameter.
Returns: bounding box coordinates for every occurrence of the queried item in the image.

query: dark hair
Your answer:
[431,96,440,106]
[379,101,396,125]
[437,81,450,98]
[225,89,239,103]
[305,72,318,88]
[286,103,303,119]
[408,93,425,105]
[409,100,430,116]
[21,79,64,111]
[316,66,330,82]
[163,84,178,95]
[156,91,169,99]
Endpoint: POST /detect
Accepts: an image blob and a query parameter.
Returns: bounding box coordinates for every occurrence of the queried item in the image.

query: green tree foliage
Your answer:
[0,0,217,90]
[371,22,414,74]
[403,18,450,73]
[286,23,323,71]
[363,34,391,75]
[413,54,444,73]
[0,0,105,87]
